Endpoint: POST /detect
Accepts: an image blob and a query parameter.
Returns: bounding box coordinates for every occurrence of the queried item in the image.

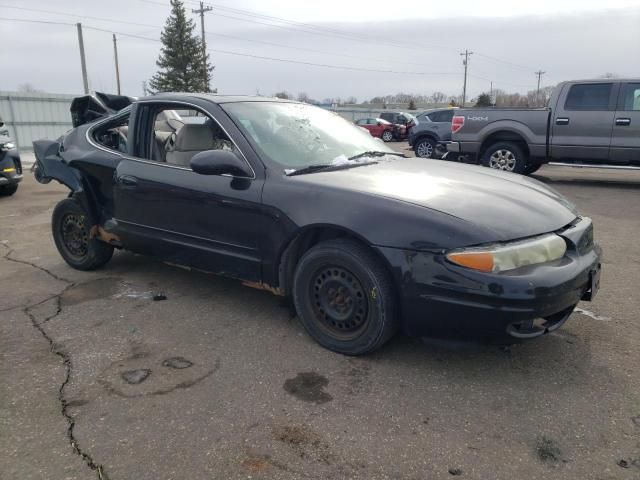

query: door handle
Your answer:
[615,117,631,126]
[556,117,570,125]
[118,175,138,187]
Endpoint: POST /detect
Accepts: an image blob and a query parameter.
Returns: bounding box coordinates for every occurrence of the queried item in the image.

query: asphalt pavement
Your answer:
[1,146,640,480]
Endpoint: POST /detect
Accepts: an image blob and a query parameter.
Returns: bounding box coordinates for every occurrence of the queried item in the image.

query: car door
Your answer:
[112,100,267,282]
[369,119,384,137]
[610,81,640,166]
[550,82,618,162]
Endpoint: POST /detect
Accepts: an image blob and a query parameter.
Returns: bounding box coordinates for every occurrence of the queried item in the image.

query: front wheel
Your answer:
[52,198,114,270]
[414,138,437,158]
[292,239,398,355]
[381,130,394,142]
[481,142,528,174]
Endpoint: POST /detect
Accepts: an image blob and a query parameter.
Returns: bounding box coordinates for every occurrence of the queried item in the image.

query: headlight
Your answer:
[0,142,16,151]
[446,234,567,273]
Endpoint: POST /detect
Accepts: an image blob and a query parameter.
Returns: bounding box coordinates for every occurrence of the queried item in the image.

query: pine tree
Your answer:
[149,0,213,93]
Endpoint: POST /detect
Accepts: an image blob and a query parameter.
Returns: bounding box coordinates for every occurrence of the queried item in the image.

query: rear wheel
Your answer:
[414,138,437,158]
[52,198,114,270]
[0,184,18,196]
[524,161,543,175]
[481,142,527,174]
[292,239,398,355]
[381,130,394,142]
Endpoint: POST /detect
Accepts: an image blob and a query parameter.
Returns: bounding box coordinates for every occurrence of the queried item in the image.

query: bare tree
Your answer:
[17,82,43,93]
[297,92,311,103]
[274,91,292,99]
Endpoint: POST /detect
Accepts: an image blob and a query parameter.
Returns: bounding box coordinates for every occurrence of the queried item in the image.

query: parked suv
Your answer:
[379,111,416,139]
[408,108,457,158]
[0,116,22,196]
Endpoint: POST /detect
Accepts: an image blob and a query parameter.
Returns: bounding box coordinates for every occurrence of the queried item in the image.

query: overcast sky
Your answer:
[1,0,639,100]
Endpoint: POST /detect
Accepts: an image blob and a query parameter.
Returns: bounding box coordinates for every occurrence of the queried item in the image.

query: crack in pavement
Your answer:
[2,244,109,480]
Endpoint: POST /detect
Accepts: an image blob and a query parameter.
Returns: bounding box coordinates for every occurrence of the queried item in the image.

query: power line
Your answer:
[0,17,462,76]
[0,2,456,70]
[182,0,547,73]
[0,17,74,26]
[2,0,551,79]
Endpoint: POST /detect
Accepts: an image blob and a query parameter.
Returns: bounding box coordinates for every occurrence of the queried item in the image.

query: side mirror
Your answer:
[190,149,251,177]
[376,121,382,126]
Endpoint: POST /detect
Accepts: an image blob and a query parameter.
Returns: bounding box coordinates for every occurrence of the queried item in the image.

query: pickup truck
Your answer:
[447,79,640,174]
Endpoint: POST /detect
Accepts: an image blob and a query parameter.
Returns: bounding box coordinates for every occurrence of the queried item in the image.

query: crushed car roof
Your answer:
[137,93,297,104]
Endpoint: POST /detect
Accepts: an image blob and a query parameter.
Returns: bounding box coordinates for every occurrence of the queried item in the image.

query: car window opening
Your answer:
[150,108,236,168]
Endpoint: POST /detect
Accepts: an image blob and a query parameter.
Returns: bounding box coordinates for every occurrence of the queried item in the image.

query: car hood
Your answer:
[290,157,577,241]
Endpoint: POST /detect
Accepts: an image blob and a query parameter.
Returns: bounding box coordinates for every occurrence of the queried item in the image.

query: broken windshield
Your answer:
[222,101,397,170]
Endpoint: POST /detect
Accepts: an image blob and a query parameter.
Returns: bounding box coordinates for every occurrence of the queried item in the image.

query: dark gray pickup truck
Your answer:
[447,79,640,174]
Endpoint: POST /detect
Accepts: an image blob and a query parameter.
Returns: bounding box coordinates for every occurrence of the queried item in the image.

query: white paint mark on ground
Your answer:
[574,307,611,321]
[112,283,153,300]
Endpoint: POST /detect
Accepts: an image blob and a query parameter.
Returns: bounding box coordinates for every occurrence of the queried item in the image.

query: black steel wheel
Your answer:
[52,198,114,270]
[60,212,89,259]
[310,265,369,340]
[293,239,397,355]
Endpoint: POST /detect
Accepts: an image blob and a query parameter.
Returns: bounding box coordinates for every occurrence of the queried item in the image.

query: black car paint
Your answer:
[34,94,600,340]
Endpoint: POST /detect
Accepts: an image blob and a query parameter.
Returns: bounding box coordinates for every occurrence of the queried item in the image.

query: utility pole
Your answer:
[490,81,494,106]
[192,1,212,92]
[142,80,148,96]
[76,23,89,94]
[460,49,473,107]
[535,70,546,106]
[112,34,121,95]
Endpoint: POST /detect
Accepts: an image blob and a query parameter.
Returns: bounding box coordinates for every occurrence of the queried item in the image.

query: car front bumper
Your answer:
[0,148,23,186]
[375,217,601,341]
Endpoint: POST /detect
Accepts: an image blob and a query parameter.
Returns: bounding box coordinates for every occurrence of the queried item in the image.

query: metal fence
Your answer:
[0,93,444,151]
[0,91,78,151]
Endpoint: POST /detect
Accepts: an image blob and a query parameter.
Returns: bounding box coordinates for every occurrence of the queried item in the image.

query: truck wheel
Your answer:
[524,162,542,175]
[292,239,398,355]
[481,142,527,174]
[0,184,18,196]
[415,138,437,158]
[381,130,394,142]
[52,198,114,270]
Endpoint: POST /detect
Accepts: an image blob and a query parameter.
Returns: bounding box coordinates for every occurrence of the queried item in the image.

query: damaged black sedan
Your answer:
[34,93,601,355]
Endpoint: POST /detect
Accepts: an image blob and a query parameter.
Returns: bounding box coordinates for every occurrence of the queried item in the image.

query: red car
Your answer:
[354,118,403,142]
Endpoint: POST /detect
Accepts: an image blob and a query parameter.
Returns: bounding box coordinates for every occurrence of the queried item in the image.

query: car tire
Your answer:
[481,142,528,174]
[0,184,18,196]
[381,130,393,142]
[292,239,398,355]
[415,138,437,158]
[524,162,542,175]
[52,198,114,270]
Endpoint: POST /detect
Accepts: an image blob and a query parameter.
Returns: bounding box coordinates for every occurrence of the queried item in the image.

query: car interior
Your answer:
[150,109,234,167]
[93,108,234,168]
